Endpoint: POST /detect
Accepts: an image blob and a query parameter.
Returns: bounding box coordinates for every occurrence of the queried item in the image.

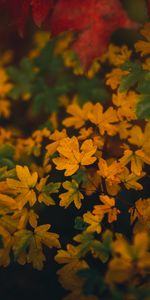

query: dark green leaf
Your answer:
[136,95,150,119]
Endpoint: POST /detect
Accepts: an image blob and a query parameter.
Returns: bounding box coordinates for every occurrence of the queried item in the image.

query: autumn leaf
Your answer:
[2,0,54,35]
[112,91,138,121]
[59,180,84,209]
[45,129,67,165]
[7,165,38,209]
[93,195,120,223]
[0,215,18,234]
[2,0,137,69]
[106,231,150,285]
[0,193,17,210]
[128,123,150,156]
[36,176,61,206]
[119,149,150,176]
[83,212,103,234]
[13,224,60,270]
[130,198,150,228]
[34,224,60,249]
[106,67,129,90]
[120,167,145,190]
[135,23,150,56]
[12,208,39,229]
[97,158,124,186]
[50,0,138,69]
[53,137,97,176]
[63,102,93,129]
[88,103,118,135]
[0,225,12,267]
[31,0,54,27]
[13,229,32,260]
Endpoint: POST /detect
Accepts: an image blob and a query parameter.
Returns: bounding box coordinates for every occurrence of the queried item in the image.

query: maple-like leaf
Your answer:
[93,195,120,223]
[1,0,138,69]
[12,208,39,229]
[59,180,84,209]
[36,177,61,206]
[119,149,150,176]
[135,23,150,56]
[88,103,118,135]
[63,102,93,129]
[49,0,138,69]
[97,158,124,185]
[13,224,60,270]
[83,212,103,234]
[7,165,38,209]
[53,137,97,176]
[0,193,17,210]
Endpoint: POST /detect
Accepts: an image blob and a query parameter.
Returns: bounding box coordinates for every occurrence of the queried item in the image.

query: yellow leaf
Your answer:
[97,158,124,185]
[27,238,46,270]
[88,103,118,136]
[59,180,84,209]
[100,195,115,207]
[121,167,145,190]
[36,177,60,206]
[63,102,93,129]
[12,208,39,229]
[7,165,38,209]
[13,229,32,260]
[93,195,120,223]
[112,91,137,121]
[119,149,147,176]
[106,68,129,90]
[0,193,17,210]
[53,137,97,176]
[45,129,67,157]
[135,198,150,228]
[34,224,61,249]
[55,244,78,264]
[135,23,150,56]
[16,165,38,188]
[83,212,103,233]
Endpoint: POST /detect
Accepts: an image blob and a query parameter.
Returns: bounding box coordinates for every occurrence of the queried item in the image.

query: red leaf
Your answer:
[1,0,138,69]
[1,0,30,35]
[31,0,54,27]
[50,0,138,69]
[1,0,53,34]
[50,0,95,35]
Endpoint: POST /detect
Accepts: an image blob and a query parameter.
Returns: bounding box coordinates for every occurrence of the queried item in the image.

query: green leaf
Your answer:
[72,169,88,184]
[119,61,144,92]
[0,144,15,159]
[77,77,108,103]
[44,182,61,194]
[0,158,15,169]
[34,41,56,72]
[0,215,18,234]
[92,230,113,263]
[78,268,105,296]
[0,167,16,181]
[137,77,150,94]
[136,95,150,119]
[7,58,36,100]
[74,217,88,231]
[13,230,33,260]
[74,232,95,256]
